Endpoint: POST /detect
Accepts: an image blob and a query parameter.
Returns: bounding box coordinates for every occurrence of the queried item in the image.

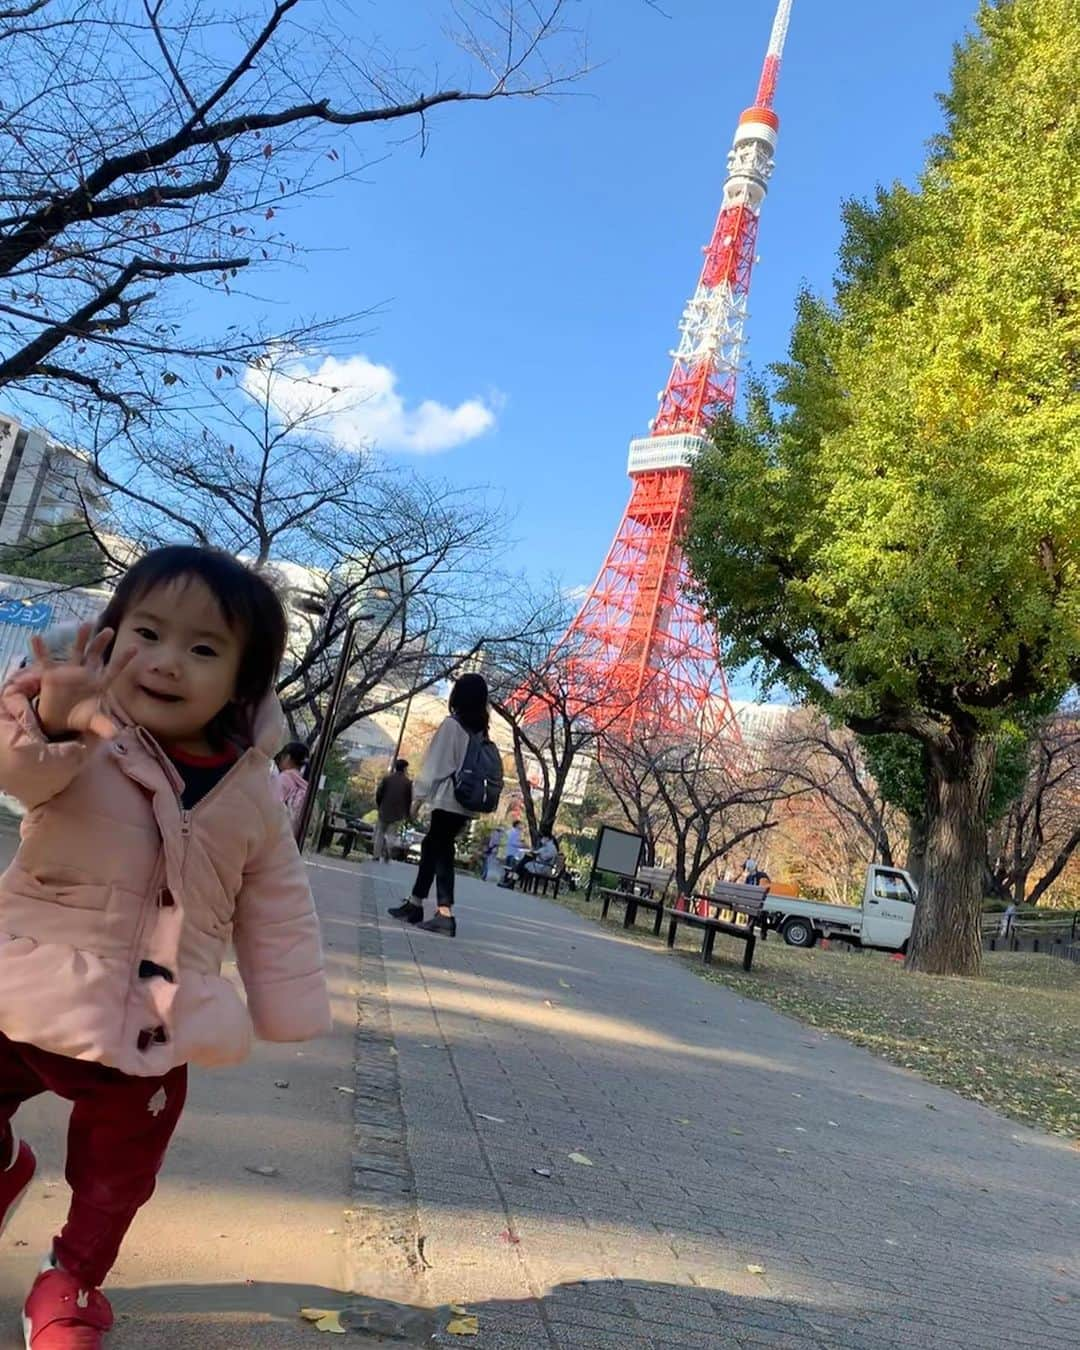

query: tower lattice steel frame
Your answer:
[559,0,795,743]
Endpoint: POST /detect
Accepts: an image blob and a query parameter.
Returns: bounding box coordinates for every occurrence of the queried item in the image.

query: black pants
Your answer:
[411,810,468,909]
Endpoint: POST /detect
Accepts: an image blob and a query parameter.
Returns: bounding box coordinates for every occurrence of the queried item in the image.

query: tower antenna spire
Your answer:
[757,0,793,108]
[546,1,798,743]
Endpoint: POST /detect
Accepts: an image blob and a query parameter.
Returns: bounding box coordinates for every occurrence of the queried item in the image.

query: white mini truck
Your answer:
[762,865,918,953]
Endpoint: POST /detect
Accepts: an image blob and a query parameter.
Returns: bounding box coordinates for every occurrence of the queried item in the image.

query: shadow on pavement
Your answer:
[107,1276,849,1348]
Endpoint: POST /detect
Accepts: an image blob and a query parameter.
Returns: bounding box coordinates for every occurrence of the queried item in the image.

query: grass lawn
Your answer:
[550,887,1080,1142]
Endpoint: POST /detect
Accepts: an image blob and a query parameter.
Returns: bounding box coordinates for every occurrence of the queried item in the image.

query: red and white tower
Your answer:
[560,0,794,742]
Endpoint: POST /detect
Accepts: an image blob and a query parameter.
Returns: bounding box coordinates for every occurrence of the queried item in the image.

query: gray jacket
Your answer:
[414,716,474,817]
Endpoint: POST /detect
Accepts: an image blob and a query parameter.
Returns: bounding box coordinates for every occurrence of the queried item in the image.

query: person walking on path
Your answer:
[273,740,310,834]
[482,824,505,881]
[373,758,412,862]
[497,818,525,886]
[388,673,490,939]
[0,546,330,1350]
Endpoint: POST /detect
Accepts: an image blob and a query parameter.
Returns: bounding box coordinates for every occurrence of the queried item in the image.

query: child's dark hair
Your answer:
[97,546,288,709]
[279,741,309,769]
[448,672,489,734]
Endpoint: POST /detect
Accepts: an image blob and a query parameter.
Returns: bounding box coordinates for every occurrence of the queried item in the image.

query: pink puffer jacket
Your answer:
[0,687,331,1077]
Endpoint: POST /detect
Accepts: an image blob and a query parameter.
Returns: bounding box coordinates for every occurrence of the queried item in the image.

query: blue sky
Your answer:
[256,0,981,594]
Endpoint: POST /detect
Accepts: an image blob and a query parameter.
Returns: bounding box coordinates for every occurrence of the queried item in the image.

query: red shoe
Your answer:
[0,1132,36,1238]
[22,1266,114,1349]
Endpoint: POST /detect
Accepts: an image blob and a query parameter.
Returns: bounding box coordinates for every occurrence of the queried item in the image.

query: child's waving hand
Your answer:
[21,624,135,741]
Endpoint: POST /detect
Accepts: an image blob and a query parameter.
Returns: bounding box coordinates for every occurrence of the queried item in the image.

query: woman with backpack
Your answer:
[388,673,498,938]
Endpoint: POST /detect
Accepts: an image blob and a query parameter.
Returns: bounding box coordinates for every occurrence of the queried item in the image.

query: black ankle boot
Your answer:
[388,900,424,924]
[418,913,456,938]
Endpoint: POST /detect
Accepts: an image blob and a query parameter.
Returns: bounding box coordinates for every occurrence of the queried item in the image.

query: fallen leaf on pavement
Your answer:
[776,1148,794,1156]
[274,1080,289,1089]
[746,1265,766,1276]
[729,1128,744,1136]
[475,1113,505,1124]
[300,1307,346,1334]
[558,979,571,989]
[447,1305,479,1336]
[335,1085,356,1095]
[244,1165,279,1177]
[673,1118,691,1126]
[568,1152,594,1166]
[532,1167,552,1178]
[500,1229,521,1244]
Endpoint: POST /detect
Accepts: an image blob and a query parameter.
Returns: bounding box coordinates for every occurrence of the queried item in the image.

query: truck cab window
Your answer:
[874,872,914,904]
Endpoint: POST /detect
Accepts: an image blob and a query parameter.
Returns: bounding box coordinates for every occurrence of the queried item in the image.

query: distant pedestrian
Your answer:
[498,818,525,885]
[0,545,330,1348]
[388,673,492,938]
[483,824,505,881]
[373,758,413,862]
[999,901,1017,938]
[743,858,770,887]
[274,741,310,834]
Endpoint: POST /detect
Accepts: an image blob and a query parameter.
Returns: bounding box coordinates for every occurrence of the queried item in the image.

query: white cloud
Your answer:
[244,352,498,455]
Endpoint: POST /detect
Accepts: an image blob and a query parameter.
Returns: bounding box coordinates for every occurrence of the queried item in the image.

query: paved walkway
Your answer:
[352,861,1079,1350]
[0,846,1076,1347]
[0,838,361,1348]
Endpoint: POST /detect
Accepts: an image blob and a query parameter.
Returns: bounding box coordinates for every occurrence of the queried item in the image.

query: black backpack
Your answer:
[453,723,504,814]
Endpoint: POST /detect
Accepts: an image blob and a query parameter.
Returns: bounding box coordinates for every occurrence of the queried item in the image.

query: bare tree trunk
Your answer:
[906,732,997,976]
[1026,825,1080,906]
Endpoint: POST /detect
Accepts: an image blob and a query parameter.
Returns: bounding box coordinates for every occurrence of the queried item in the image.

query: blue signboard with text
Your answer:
[0,599,53,630]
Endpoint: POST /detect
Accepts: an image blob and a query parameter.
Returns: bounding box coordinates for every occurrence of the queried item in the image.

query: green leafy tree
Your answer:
[0,520,108,588]
[686,0,1079,975]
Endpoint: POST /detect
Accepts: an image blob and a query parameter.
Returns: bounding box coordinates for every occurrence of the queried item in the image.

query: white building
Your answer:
[0,415,109,546]
[731,699,792,750]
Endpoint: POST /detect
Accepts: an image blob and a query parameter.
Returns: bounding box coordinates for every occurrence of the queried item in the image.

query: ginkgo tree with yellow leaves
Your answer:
[686,0,1079,976]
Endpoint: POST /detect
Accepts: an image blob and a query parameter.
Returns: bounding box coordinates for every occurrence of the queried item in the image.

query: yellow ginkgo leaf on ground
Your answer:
[446,1312,479,1336]
[746,1265,766,1276]
[568,1152,594,1166]
[299,1307,346,1334]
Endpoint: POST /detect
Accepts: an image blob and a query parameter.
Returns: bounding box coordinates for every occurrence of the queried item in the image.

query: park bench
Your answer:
[664,896,758,972]
[520,856,568,899]
[695,880,771,937]
[317,811,372,859]
[598,865,674,937]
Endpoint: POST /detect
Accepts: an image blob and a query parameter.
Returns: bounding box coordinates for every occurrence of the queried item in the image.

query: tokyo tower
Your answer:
[560,0,794,743]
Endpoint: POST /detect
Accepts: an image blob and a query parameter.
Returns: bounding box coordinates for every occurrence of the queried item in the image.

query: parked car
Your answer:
[762,865,918,953]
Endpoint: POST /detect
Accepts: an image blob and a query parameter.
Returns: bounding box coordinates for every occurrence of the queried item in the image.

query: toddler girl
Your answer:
[0,546,331,1348]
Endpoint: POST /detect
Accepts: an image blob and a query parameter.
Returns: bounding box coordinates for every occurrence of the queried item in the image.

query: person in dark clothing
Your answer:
[388,673,489,938]
[373,758,412,862]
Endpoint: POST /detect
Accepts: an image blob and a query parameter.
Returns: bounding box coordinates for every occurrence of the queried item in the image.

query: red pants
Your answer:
[0,1032,186,1288]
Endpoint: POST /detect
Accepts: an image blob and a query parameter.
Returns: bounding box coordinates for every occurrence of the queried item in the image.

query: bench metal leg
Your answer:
[743,934,756,972]
[652,906,664,938]
[667,918,678,949]
[601,894,611,920]
[702,929,716,964]
[624,901,638,929]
